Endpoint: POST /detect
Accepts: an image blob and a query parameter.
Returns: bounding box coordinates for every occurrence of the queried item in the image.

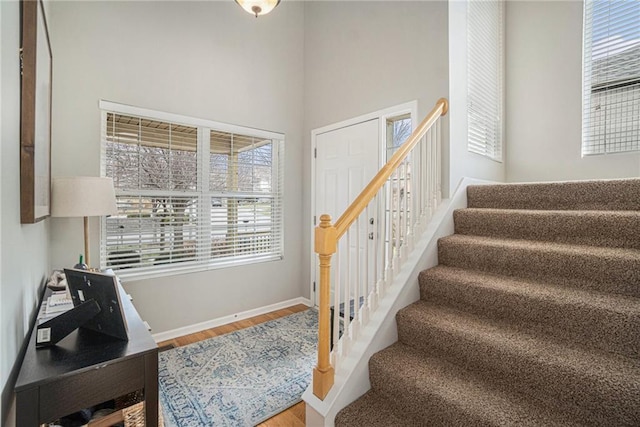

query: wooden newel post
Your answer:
[313,214,337,399]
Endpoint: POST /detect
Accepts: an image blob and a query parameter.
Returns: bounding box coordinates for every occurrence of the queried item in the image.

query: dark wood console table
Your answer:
[15,285,159,426]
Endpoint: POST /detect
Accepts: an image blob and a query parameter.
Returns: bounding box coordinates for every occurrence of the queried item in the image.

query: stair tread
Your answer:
[399,300,640,379]
[467,179,640,211]
[367,342,584,426]
[335,389,417,427]
[438,234,640,297]
[440,234,640,258]
[454,208,640,249]
[419,265,640,358]
[458,207,640,216]
[421,265,640,316]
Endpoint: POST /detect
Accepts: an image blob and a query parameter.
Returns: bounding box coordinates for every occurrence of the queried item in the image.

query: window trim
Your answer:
[99,100,285,281]
[98,100,283,141]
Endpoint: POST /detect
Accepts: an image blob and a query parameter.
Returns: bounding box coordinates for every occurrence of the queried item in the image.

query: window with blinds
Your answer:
[101,105,284,278]
[583,0,640,155]
[467,0,504,161]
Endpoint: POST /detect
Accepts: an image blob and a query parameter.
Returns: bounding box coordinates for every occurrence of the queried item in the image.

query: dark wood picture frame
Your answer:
[20,0,53,224]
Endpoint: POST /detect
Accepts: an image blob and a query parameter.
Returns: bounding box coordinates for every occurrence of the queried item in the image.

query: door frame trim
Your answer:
[309,100,418,306]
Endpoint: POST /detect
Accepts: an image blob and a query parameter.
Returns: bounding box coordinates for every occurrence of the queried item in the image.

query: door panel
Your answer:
[314,119,379,306]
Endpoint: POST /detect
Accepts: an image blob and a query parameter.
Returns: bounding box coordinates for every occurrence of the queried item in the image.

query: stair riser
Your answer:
[368,350,598,427]
[453,209,640,250]
[396,311,640,424]
[438,239,640,298]
[419,271,640,359]
[334,391,425,427]
[467,179,640,211]
[368,359,505,427]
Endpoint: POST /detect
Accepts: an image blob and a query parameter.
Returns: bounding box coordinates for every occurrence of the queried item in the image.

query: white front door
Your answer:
[314,118,380,306]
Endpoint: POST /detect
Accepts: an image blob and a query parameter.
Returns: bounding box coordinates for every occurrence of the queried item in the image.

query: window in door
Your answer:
[384,114,413,259]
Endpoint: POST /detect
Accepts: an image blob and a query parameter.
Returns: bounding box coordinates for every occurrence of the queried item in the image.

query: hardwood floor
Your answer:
[158,304,309,427]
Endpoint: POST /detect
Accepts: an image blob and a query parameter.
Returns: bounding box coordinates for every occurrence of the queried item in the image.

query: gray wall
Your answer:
[505,0,640,182]
[1,1,51,424]
[302,1,450,300]
[49,1,305,334]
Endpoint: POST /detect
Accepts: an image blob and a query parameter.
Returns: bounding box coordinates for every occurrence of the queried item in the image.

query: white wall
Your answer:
[49,1,305,334]
[448,0,506,194]
[1,1,51,425]
[302,0,450,300]
[505,0,640,182]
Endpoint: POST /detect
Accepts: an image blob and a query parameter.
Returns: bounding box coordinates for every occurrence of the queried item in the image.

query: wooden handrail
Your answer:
[334,98,448,238]
[312,98,448,400]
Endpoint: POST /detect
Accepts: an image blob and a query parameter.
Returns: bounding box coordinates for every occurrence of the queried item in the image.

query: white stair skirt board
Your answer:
[151,297,312,343]
[302,177,494,426]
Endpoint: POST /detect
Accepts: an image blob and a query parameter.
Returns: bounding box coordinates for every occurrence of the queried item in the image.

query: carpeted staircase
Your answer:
[335,179,640,426]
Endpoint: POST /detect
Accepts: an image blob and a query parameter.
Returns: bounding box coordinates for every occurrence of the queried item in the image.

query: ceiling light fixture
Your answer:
[235,0,280,18]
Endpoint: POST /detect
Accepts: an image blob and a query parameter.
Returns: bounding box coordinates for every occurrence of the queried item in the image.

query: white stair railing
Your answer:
[313,98,448,399]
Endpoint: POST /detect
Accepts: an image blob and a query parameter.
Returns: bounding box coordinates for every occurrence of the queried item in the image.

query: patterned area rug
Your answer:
[159,309,317,426]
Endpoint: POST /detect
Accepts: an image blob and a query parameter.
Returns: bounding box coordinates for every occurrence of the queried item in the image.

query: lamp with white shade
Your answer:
[51,177,118,268]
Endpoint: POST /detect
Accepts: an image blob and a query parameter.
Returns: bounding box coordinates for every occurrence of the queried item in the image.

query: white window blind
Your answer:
[583,0,640,155]
[101,107,284,279]
[208,131,283,261]
[467,0,504,161]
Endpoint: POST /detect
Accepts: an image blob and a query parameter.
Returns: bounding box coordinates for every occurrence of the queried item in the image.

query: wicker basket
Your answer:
[122,402,164,427]
[114,390,144,410]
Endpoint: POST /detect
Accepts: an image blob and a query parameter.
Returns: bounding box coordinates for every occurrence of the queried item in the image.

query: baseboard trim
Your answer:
[151,297,313,343]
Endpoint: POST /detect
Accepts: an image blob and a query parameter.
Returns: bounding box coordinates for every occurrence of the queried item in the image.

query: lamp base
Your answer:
[84,216,91,267]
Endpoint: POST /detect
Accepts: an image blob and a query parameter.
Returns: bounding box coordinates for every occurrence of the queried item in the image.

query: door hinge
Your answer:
[313,215,316,226]
[314,148,317,158]
[19,48,24,76]
[313,281,316,292]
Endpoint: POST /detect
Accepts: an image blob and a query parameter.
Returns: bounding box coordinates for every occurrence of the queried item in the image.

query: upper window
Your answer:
[467,0,504,161]
[100,101,284,279]
[583,0,640,155]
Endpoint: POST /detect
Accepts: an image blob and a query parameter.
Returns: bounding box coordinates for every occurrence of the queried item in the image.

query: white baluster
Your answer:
[353,217,361,340]
[407,154,415,253]
[432,120,436,209]
[432,125,438,211]
[370,197,379,312]
[423,135,428,223]
[385,179,393,289]
[418,138,424,233]
[379,185,388,295]
[402,160,410,258]
[332,241,341,364]
[411,145,418,234]
[363,208,369,312]
[436,119,442,204]
[421,134,428,224]
[425,130,433,220]
[343,229,351,356]
[393,169,401,276]
[353,225,360,340]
